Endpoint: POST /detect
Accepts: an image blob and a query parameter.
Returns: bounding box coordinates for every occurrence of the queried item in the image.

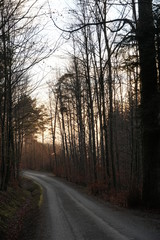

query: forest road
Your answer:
[23,171,160,240]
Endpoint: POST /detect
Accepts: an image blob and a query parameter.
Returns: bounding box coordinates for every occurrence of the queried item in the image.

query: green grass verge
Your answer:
[0,178,42,240]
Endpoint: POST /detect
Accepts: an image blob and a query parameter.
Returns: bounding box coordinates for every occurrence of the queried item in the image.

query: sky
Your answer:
[25,0,75,143]
[27,0,128,103]
[27,0,75,103]
[25,0,133,143]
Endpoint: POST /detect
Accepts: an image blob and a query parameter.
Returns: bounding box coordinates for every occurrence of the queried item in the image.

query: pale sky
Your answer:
[24,0,76,143]
[27,0,75,103]
[27,0,132,104]
[25,0,132,143]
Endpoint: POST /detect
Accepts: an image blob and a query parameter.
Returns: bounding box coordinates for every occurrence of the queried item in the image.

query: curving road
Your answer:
[23,171,160,240]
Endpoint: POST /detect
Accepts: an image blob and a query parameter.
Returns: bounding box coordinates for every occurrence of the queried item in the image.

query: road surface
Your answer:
[23,171,160,240]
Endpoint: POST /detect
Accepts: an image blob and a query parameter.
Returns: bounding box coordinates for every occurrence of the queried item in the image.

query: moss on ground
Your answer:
[0,178,42,240]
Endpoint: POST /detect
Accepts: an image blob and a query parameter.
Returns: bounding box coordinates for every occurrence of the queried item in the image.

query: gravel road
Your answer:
[23,171,160,240]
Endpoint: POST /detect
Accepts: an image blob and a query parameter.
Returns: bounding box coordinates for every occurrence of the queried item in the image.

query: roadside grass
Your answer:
[0,178,42,240]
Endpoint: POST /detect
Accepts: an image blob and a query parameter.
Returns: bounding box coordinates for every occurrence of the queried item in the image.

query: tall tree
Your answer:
[137,0,160,207]
[0,0,53,190]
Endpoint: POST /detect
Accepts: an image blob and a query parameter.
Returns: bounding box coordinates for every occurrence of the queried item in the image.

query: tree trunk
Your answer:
[138,0,160,207]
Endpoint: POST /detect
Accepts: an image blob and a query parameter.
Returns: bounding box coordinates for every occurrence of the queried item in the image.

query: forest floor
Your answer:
[0,177,42,240]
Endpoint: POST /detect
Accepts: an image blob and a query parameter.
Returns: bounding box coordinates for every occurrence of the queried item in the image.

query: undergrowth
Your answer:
[0,178,42,240]
[88,181,142,208]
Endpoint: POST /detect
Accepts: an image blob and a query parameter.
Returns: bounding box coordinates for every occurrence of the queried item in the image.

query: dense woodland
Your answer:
[0,0,51,189]
[0,0,160,208]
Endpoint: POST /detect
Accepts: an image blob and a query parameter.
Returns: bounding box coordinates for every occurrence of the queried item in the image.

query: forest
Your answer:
[0,0,160,209]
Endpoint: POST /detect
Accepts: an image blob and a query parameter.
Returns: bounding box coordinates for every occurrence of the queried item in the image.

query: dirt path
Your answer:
[24,170,160,240]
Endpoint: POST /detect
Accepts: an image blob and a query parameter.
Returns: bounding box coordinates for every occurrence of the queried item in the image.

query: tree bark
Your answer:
[138,0,160,207]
